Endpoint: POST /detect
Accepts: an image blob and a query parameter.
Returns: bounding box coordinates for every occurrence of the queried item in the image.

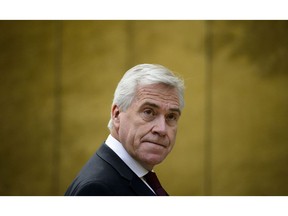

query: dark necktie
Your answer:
[144,171,169,196]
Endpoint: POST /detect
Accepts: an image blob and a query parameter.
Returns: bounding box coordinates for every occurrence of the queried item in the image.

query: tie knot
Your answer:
[144,171,168,196]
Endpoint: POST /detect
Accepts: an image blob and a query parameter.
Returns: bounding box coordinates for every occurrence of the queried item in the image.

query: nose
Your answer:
[152,116,167,137]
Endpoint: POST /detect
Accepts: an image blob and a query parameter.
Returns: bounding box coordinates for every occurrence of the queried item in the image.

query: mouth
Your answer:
[142,140,167,148]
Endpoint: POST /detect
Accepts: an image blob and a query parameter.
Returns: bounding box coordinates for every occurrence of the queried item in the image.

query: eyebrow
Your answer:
[141,102,181,115]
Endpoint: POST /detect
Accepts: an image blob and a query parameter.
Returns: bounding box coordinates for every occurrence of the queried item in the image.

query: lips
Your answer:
[141,140,167,148]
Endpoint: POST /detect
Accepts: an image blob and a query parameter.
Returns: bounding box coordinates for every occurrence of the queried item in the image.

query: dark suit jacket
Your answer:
[65,143,155,196]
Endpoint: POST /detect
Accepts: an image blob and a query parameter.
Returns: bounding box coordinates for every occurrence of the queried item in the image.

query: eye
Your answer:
[143,108,155,116]
[142,108,156,121]
[166,113,179,125]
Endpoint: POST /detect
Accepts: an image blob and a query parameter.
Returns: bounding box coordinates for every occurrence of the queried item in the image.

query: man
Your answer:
[65,64,185,196]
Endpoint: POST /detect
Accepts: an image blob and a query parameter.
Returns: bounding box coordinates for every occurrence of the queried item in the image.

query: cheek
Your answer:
[118,117,144,145]
[119,120,133,141]
[169,127,178,142]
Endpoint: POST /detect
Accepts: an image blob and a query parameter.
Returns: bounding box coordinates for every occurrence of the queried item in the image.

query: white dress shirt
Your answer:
[105,134,155,194]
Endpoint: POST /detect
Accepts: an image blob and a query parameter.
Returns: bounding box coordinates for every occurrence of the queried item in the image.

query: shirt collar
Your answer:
[105,134,149,178]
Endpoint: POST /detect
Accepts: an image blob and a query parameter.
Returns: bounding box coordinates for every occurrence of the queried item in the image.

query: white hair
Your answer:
[107,64,185,130]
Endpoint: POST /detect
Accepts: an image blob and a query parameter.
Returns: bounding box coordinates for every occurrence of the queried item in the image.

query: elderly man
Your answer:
[65,64,185,196]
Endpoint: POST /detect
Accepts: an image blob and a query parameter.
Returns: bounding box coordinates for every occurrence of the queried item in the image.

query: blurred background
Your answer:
[0,20,288,196]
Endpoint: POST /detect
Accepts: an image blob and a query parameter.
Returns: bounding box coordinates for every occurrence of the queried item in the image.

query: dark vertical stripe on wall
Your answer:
[52,21,63,195]
[204,20,213,196]
[125,21,136,68]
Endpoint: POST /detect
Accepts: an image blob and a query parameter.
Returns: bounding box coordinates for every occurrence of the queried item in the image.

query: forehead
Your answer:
[134,83,180,109]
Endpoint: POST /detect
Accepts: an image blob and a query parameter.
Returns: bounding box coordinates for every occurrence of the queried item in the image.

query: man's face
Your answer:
[112,83,181,170]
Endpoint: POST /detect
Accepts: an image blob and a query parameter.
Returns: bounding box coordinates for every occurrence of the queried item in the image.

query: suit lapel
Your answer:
[97,143,155,196]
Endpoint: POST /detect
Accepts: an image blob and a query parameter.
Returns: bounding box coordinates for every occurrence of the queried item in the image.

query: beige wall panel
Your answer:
[59,21,128,194]
[211,21,288,195]
[4,20,286,196]
[0,21,56,195]
[129,21,206,195]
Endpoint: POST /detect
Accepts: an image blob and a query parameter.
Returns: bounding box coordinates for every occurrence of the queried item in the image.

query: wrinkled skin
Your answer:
[111,83,181,170]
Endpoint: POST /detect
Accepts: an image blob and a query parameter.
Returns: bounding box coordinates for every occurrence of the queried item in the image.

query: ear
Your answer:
[111,104,121,129]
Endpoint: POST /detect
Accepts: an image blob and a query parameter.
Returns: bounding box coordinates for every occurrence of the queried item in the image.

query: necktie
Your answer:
[144,171,169,196]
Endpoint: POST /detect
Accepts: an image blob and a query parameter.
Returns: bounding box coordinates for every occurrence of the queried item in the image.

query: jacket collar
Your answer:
[97,143,155,196]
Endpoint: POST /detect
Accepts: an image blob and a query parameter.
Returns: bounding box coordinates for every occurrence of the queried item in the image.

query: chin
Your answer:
[144,154,166,166]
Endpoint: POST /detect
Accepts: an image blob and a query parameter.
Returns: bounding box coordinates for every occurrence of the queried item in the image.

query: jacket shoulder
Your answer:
[65,143,135,196]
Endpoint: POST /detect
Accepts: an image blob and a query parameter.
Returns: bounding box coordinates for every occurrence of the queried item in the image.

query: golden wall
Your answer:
[0,20,288,195]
